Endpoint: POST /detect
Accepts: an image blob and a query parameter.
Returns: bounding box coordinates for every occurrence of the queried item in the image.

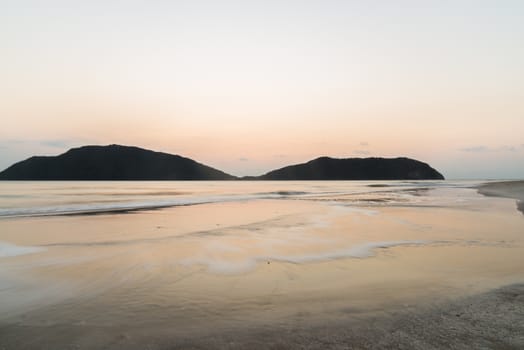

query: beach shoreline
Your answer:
[478,180,524,214]
[162,181,524,348]
[167,282,524,350]
[2,283,522,349]
[1,180,524,349]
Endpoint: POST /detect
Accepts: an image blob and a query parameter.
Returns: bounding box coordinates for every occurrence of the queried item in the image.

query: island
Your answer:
[0,145,445,180]
[0,145,235,180]
[255,156,444,180]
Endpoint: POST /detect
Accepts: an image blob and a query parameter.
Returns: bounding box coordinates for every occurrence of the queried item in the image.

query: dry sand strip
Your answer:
[170,284,524,350]
[478,180,524,214]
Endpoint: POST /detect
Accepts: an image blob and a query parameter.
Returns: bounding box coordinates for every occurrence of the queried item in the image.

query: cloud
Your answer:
[39,139,76,148]
[238,157,249,162]
[40,138,96,149]
[0,139,33,150]
[460,146,489,153]
[353,149,370,155]
[498,146,517,152]
[1,138,88,149]
[459,145,519,153]
[1,139,26,146]
[359,141,369,147]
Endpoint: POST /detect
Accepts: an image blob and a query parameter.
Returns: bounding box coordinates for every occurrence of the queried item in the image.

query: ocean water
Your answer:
[0,180,480,217]
[1,180,523,348]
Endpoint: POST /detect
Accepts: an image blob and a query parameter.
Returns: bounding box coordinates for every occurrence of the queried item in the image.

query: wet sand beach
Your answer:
[0,180,523,349]
[163,283,524,350]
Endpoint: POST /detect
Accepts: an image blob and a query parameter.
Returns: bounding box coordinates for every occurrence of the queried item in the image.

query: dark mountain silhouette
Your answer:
[0,145,235,180]
[255,156,444,180]
[0,145,445,180]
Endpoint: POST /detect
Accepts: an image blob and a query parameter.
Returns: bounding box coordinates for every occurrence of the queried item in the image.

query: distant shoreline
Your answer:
[478,180,524,215]
[478,180,524,200]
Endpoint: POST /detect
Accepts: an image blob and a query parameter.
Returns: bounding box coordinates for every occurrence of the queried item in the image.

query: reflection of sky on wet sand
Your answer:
[1,181,524,347]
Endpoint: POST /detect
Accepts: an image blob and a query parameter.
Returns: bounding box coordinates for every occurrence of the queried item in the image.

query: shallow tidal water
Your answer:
[1,180,523,349]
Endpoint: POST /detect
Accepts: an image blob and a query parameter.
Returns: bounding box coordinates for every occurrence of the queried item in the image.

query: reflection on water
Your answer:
[0,180,523,348]
[0,180,477,217]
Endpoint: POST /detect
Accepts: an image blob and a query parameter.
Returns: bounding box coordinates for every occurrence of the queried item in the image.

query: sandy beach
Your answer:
[1,283,523,350]
[161,283,524,350]
[1,180,523,349]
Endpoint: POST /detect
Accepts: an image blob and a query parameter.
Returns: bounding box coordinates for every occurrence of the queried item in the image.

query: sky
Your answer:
[1,0,523,178]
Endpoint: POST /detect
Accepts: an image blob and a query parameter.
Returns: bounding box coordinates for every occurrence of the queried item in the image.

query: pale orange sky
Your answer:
[1,1,523,178]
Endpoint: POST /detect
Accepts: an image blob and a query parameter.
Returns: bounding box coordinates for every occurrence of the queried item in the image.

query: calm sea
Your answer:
[0,180,480,218]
